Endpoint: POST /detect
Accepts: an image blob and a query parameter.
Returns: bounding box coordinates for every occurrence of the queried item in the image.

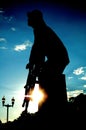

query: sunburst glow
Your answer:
[26,83,48,114]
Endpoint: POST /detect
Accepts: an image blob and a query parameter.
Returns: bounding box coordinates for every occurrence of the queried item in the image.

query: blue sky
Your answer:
[0,1,86,122]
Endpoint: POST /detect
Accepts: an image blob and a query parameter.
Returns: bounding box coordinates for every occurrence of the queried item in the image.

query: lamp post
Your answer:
[2,96,15,123]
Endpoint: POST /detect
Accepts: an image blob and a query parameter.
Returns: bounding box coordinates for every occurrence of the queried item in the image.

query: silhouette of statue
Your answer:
[23,9,70,127]
[22,85,30,113]
[26,9,69,76]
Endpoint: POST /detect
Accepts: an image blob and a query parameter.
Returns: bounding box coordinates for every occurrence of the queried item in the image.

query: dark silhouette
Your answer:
[22,85,30,113]
[22,64,37,112]
[1,93,86,130]
[26,9,70,76]
[23,9,70,127]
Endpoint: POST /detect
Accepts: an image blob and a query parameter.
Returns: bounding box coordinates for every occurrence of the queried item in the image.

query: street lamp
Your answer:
[2,96,15,123]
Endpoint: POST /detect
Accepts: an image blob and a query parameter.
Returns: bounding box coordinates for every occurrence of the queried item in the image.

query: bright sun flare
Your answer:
[27,83,48,114]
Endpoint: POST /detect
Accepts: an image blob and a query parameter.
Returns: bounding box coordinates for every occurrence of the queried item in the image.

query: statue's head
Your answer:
[27,9,43,28]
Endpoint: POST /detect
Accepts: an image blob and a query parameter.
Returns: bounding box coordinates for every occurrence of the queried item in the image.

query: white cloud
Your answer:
[14,40,32,52]
[73,67,84,75]
[68,76,73,80]
[14,44,27,51]
[0,38,7,43]
[80,76,86,80]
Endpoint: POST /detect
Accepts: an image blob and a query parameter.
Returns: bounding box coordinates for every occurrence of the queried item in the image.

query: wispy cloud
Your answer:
[0,38,7,43]
[0,8,5,23]
[14,40,32,52]
[11,27,16,31]
[0,47,7,50]
[0,8,4,13]
[0,13,14,24]
[4,16,14,23]
[0,9,14,23]
[68,76,73,80]
[0,38,7,50]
